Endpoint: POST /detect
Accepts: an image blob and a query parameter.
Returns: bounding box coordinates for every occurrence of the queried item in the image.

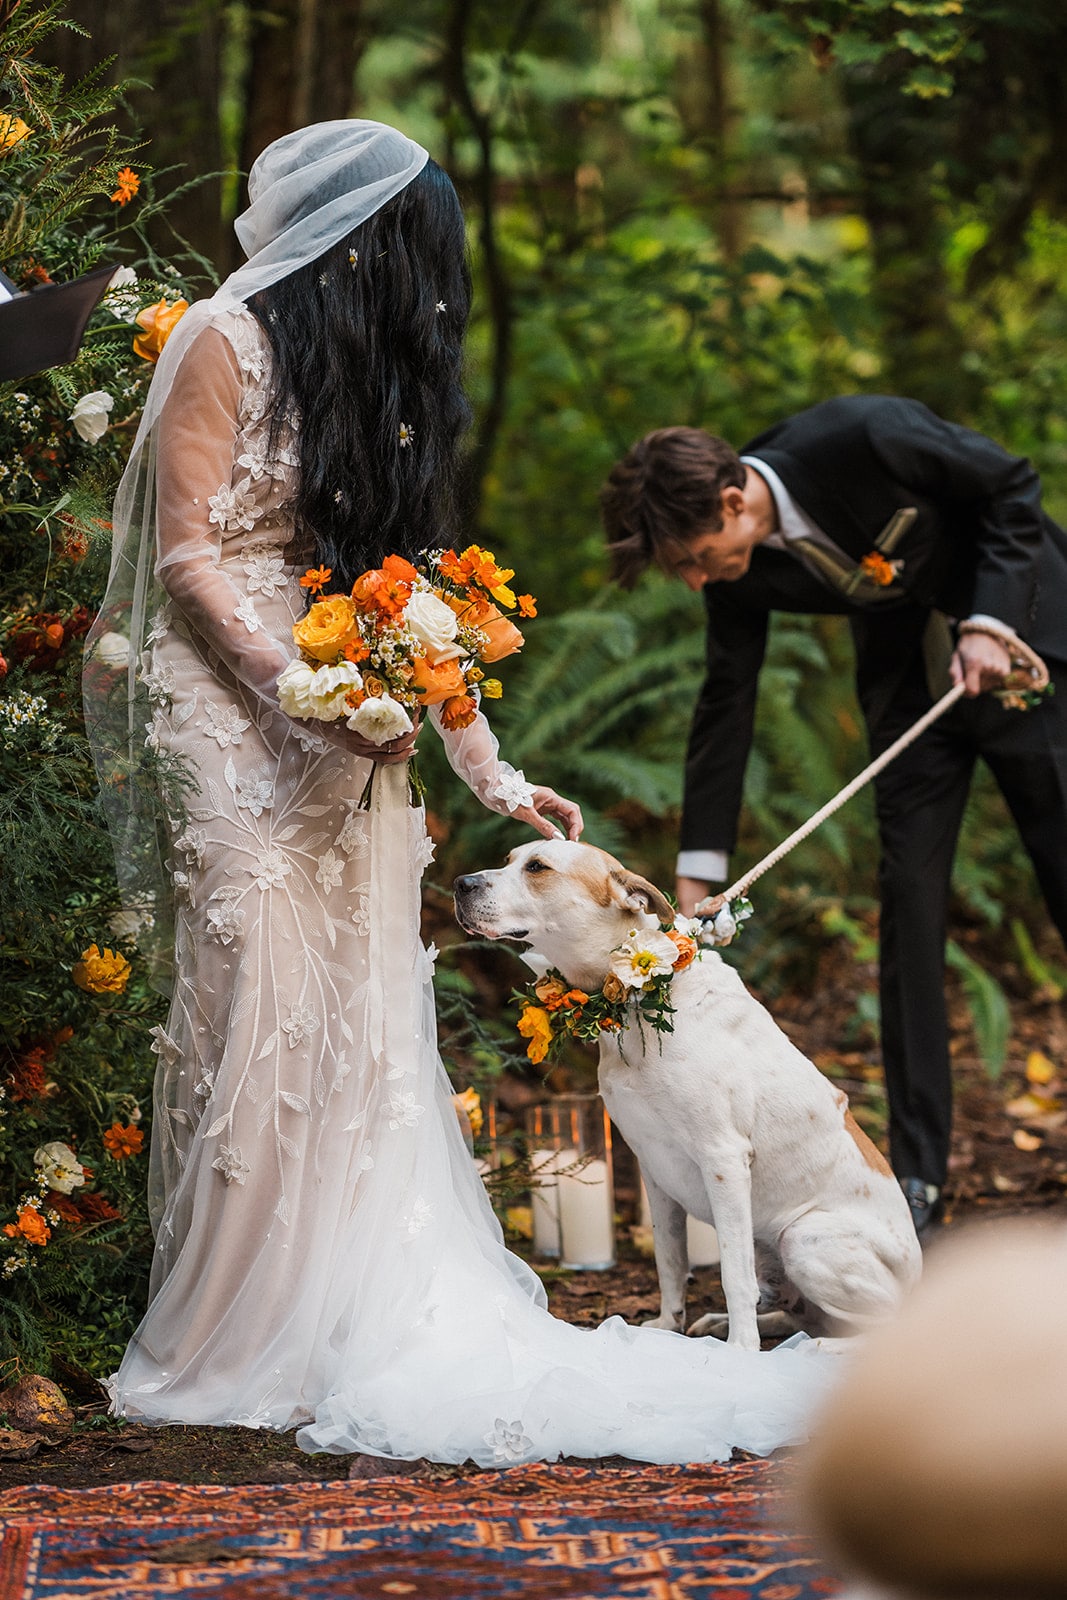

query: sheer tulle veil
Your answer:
[83,122,429,990]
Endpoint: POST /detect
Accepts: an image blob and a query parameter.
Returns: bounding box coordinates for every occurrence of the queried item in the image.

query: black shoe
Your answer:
[900,1176,943,1239]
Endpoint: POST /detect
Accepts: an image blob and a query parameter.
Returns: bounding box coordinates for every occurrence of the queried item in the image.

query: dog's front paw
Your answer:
[686,1312,729,1339]
[642,1311,685,1332]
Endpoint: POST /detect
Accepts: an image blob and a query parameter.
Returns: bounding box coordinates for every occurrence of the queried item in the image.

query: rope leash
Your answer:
[696,628,1052,932]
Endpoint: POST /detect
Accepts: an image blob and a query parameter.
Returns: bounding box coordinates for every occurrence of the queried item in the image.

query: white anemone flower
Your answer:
[608,928,681,990]
[69,390,114,444]
[34,1141,87,1195]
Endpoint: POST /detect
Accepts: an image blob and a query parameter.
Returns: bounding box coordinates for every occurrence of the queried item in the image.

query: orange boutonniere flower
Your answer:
[860,551,897,587]
[102,1123,144,1161]
[73,944,131,995]
[133,296,189,362]
[110,166,141,205]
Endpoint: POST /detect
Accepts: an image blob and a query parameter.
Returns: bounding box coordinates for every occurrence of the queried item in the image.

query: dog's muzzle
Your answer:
[452,873,528,940]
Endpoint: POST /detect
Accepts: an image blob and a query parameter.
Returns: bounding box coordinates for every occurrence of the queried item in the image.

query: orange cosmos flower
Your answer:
[110,166,141,205]
[860,551,896,587]
[73,944,132,995]
[440,693,478,731]
[133,297,189,362]
[4,1206,50,1246]
[517,594,537,618]
[351,567,411,622]
[102,1123,144,1161]
[300,565,332,595]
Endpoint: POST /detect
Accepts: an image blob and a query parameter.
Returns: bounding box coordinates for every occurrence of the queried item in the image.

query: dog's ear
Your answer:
[609,869,674,924]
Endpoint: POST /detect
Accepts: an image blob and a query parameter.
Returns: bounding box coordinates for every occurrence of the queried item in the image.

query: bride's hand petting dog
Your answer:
[454,839,921,1350]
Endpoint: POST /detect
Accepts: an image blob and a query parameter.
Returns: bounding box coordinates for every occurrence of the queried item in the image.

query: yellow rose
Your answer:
[132,296,189,362]
[73,944,131,995]
[292,595,361,662]
[0,115,32,151]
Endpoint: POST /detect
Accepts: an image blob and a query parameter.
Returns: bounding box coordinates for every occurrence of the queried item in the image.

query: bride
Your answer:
[85,119,834,1465]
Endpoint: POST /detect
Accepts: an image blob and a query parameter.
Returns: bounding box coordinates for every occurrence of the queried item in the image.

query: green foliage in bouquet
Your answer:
[0,1,201,1382]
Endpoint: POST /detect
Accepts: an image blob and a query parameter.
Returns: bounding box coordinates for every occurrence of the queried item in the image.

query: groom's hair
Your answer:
[600,427,745,589]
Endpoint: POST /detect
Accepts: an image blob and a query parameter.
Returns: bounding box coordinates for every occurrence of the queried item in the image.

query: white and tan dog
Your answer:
[454,838,921,1350]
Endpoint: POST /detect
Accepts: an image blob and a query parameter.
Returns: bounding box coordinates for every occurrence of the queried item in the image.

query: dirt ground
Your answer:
[3,917,1064,1491]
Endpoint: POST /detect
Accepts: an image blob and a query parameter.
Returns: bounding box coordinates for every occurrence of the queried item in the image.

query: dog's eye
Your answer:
[523,859,550,874]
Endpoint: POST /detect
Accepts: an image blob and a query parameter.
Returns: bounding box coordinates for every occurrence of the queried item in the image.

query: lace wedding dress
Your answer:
[110,307,835,1464]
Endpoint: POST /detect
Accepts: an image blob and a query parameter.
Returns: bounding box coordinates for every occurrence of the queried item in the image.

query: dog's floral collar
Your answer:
[515,920,702,1065]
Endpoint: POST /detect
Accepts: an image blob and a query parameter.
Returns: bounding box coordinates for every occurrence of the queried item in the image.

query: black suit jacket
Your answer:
[681,394,1067,855]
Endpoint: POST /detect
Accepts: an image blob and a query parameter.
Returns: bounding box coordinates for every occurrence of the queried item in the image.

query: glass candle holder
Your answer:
[527,1093,615,1271]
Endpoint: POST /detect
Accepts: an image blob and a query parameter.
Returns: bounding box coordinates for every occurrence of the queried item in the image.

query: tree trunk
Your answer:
[36,0,227,267]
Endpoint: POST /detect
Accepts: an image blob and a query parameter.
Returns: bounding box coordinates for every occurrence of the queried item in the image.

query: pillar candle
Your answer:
[559,1157,615,1269]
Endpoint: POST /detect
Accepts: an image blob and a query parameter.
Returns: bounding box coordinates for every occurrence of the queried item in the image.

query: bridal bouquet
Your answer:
[278,546,537,747]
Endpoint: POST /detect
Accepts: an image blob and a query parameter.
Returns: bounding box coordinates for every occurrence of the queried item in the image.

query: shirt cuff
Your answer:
[966,613,1019,642]
[676,849,730,883]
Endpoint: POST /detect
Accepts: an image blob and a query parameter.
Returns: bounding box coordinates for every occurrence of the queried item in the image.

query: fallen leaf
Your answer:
[1005,1092,1062,1119]
[1026,1050,1057,1086]
[1012,1128,1043,1151]
[0,1427,39,1461]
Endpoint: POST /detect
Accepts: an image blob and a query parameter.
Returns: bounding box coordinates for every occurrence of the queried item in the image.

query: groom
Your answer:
[600,395,1067,1236]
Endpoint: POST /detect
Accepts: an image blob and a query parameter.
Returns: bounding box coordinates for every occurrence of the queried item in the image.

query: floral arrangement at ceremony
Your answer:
[514,899,754,1065]
[0,3,197,1377]
[280,545,537,749]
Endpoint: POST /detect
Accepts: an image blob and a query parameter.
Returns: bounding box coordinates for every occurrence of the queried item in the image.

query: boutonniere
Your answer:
[859,551,903,587]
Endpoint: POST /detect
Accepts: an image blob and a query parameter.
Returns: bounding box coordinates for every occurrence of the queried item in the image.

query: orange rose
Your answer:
[534,976,569,1011]
[381,553,420,585]
[447,595,524,662]
[293,594,361,661]
[73,944,131,995]
[440,693,478,731]
[351,567,411,620]
[102,1123,144,1161]
[601,973,627,1004]
[4,1205,50,1246]
[666,930,698,971]
[133,297,189,362]
[410,653,468,706]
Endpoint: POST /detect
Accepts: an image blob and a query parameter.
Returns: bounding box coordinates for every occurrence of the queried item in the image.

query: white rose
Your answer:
[306,659,363,722]
[276,659,319,718]
[347,692,414,745]
[404,587,464,663]
[69,390,114,444]
[94,630,131,670]
[34,1141,87,1196]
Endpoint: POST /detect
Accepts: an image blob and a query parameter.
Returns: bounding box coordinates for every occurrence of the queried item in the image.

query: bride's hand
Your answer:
[512,786,583,841]
[317,715,421,765]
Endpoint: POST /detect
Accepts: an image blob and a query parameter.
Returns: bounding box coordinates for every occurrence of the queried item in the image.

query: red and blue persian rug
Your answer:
[0,1458,842,1599]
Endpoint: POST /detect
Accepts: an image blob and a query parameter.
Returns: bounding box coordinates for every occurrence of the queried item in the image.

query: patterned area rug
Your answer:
[0,1459,841,1599]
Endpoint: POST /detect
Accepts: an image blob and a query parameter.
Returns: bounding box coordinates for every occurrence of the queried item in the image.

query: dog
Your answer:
[454,838,921,1350]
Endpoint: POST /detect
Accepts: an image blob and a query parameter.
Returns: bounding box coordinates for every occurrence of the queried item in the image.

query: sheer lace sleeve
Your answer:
[154,323,295,707]
[429,704,535,814]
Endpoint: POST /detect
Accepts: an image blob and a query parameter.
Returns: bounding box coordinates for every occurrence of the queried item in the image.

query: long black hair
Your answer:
[248,158,472,588]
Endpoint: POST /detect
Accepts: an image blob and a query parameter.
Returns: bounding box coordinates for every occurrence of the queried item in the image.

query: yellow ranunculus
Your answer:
[453,1087,483,1138]
[292,595,361,662]
[132,296,189,362]
[0,115,32,151]
[73,943,132,995]
[517,1003,554,1065]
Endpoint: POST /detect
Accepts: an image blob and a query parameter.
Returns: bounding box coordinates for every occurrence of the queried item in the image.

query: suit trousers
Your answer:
[858,621,1067,1187]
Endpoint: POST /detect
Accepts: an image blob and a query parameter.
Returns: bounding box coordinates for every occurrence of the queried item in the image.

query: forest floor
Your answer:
[3,916,1065,1490]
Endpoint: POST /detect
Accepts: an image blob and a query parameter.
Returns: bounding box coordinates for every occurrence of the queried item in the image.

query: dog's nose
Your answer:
[453,874,484,896]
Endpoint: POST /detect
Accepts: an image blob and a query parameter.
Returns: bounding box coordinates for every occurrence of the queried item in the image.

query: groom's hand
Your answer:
[513,786,583,841]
